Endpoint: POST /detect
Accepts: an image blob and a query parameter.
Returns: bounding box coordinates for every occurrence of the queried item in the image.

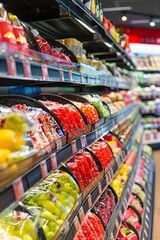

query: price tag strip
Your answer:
[80,135,87,148]
[13,178,24,201]
[71,140,77,154]
[40,160,48,178]
[50,153,57,170]
[23,60,31,78]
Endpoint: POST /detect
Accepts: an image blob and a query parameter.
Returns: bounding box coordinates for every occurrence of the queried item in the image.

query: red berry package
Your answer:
[123,207,141,231]
[129,194,144,214]
[117,223,138,240]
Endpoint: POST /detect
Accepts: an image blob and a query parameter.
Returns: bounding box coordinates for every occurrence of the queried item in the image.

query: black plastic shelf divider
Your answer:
[104,128,144,239]
[140,157,155,240]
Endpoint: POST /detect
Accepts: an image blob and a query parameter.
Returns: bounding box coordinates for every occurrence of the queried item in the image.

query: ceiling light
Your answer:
[103,6,132,12]
[121,15,128,22]
[149,20,156,27]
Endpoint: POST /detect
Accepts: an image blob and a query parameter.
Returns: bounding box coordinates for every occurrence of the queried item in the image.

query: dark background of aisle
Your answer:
[153,150,160,240]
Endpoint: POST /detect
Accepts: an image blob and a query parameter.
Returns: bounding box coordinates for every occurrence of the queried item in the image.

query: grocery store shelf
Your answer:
[140,157,155,240]
[144,124,160,129]
[139,95,160,101]
[2,0,135,70]
[104,129,143,239]
[141,111,160,117]
[65,122,141,240]
[0,104,138,212]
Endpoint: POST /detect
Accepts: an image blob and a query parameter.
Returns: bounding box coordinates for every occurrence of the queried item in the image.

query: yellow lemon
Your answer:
[0,148,11,169]
[0,129,24,151]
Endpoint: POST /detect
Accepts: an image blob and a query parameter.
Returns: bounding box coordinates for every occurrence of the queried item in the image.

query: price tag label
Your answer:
[110,232,115,240]
[106,173,109,185]
[69,70,73,82]
[119,210,123,220]
[40,160,48,178]
[71,140,77,154]
[98,182,102,194]
[87,195,92,209]
[115,219,119,230]
[50,153,57,170]
[110,168,114,180]
[100,126,103,136]
[86,75,89,84]
[79,207,85,223]
[144,229,148,238]
[80,135,87,148]
[146,206,150,213]
[60,68,64,81]
[80,73,84,83]
[64,220,69,233]
[23,60,31,78]
[146,215,149,221]
[95,129,98,140]
[147,199,151,207]
[6,56,17,76]
[41,64,49,80]
[56,138,62,150]
[74,216,80,232]
[145,221,149,229]
[13,178,24,201]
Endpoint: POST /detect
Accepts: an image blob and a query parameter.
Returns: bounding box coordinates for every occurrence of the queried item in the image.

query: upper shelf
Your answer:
[2,0,136,70]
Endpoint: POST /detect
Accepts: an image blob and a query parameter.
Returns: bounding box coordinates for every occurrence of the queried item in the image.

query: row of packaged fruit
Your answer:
[0,113,141,240]
[0,91,138,173]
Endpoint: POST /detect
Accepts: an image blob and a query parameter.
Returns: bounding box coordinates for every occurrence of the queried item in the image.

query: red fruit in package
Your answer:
[129,195,144,214]
[87,212,105,240]
[83,151,99,177]
[118,224,138,240]
[75,229,87,240]
[123,207,141,231]
[81,220,95,240]
[0,20,16,44]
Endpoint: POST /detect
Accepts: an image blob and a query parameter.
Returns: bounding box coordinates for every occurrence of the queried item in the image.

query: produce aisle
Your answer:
[153,150,160,240]
[0,1,155,240]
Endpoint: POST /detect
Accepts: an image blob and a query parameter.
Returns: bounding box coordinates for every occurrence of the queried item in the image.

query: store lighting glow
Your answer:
[75,18,96,33]
[149,20,156,27]
[121,15,128,22]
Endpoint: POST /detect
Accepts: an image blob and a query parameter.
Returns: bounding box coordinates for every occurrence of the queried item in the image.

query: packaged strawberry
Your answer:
[83,151,99,178]
[123,207,141,231]
[87,212,105,240]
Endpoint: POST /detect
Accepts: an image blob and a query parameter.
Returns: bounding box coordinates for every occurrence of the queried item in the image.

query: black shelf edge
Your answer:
[104,128,144,240]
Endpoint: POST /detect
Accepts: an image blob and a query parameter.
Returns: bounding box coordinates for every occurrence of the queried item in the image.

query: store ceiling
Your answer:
[102,0,160,29]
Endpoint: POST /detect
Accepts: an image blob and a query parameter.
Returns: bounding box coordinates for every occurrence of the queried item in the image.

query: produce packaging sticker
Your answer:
[60,68,64,81]
[87,195,92,209]
[6,56,17,76]
[51,153,57,170]
[40,160,48,178]
[79,207,85,223]
[13,178,24,201]
[80,135,87,148]
[23,60,31,78]
[71,140,77,154]
[69,70,73,82]
[74,216,80,232]
[41,64,49,80]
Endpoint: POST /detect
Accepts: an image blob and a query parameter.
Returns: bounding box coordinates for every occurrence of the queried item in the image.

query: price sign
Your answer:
[71,140,77,154]
[69,70,73,82]
[13,178,24,201]
[109,168,114,180]
[40,160,48,178]
[74,216,80,232]
[80,135,87,148]
[98,182,102,194]
[115,219,119,230]
[60,68,64,81]
[80,73,84,83]
[6,56,17,76]
[41,64,49,80]
[56,138,62,150]
[100,126,103,136]
[95,129,98,140]
[23,60,31,78]
[87,195,92,209]
[79,207,85,223]
[51,153,57,170]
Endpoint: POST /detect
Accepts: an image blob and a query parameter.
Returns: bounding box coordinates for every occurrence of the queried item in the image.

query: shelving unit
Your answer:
[0,1,155,240]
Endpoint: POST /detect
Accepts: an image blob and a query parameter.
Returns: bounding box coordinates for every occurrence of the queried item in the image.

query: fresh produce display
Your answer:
[22,170,80,239]
[142,116,160,125]
[135,85,160,98]
[66,151,99,190]
[136,55,160,70]
[12,103,64,151]
[82,94,110,117]
[110,163,132,199]
[74,212,105,240]
[117,222,138,240]
[40,101,86,135]
[89,140,113,169]
[72,101,100,124]
[123,207,141,231]
[94,188,116,227]
[0,210,39,240]
[129,194,144,214]
[0,110,36,170]
[103,132,122,155]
